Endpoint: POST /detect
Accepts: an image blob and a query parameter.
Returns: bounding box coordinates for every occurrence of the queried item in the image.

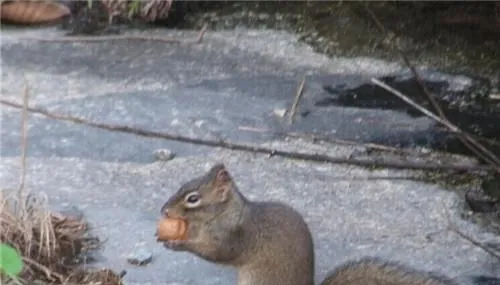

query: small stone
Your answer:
[194,119,205,128]
[126,247,153,266]
[153,149,175,161]
[418,147,431,154]
[258,13,269,20]
[273,108,287,118]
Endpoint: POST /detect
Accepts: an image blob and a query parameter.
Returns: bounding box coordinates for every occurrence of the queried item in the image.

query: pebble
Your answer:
[126,247,153,266]
[273,108,287,118]
[153,149,176,161]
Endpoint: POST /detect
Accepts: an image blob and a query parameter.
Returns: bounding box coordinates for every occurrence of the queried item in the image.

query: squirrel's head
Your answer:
[160,163,241,221]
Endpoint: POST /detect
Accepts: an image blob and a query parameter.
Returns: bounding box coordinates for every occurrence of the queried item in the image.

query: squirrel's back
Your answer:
[320,257,458,285]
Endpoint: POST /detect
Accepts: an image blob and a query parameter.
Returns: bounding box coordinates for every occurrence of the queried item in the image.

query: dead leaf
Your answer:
[1,0,70,25]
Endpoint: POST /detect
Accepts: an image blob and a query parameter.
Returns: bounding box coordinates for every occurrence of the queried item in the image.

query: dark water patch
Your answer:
[322,73,500,158]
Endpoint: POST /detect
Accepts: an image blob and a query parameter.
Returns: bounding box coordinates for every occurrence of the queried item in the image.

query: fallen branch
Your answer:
[371,78,500,174]
[0,99,492,172]
[21,24,208,44]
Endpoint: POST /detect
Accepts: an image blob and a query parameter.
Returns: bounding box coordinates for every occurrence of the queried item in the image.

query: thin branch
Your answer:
[288,76,306,124]
[238,125,270,133]
[194,24,208,43]
[286,131,420,154]
[24,34,182,43]
[239,125,430,154]
[444,206,500,261]
[21,24,208,44]
[328,175,425,182]
[0,99,492,172]
[438,128,500,148]
[18,81,29,197]
[364,4,386,34]
[450,228,500,260]
[23,256,64,283]
[371,78,500,173]
[371,79,459,133]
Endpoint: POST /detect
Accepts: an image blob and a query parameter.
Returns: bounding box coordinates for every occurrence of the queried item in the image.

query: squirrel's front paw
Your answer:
[162,240,188,251]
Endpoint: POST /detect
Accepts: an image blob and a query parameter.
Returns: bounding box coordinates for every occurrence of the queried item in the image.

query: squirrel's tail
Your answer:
[470,275,500,285]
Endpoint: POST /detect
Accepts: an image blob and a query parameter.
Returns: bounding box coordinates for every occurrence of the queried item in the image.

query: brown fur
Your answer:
[321,258,458,285]
[161,164,466,285]
[161,164,314,285]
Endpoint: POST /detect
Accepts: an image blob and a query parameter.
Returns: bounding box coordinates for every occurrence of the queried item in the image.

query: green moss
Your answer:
[421,170,482,190]
[181,1,499,79]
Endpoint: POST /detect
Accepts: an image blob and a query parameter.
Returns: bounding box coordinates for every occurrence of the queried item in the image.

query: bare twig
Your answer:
[0,99,492,172]
[329,175,424,182]
[371,79,461,133]
[18,81,29,196]
[194,24,208,43]
[286,131,419,154]
[364,4,386,34]
[371,78,500,173]
[239,125,428,154]
[22,257,64,283]
[288,76,306,124]
[437,127,500,148]
[24,34,182,43]
[450,228,500,260]
[22,25,208,44]
[444,206,500,260]
[238,126,270,133]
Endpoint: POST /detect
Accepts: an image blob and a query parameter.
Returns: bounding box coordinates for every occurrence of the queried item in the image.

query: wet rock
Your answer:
[127,247,153,266]
[465,188,498,213]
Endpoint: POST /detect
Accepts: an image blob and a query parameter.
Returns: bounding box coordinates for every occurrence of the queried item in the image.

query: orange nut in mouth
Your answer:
[156,217,187,242]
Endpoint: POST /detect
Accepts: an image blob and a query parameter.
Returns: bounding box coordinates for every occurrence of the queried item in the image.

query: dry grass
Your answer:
[0,189,123,285]
[0,81,123,285]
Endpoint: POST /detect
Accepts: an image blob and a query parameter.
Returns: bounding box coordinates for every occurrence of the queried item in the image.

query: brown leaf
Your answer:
[1,0,70,25]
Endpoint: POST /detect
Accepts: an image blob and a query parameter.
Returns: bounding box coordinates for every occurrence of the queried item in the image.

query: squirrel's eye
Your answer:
[184,192,201,208]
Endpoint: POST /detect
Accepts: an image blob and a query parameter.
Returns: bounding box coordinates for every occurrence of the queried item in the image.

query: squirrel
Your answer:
[160,163,500,285]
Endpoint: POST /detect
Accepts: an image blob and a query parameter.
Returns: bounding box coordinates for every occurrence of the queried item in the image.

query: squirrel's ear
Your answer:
[215,167,231,184]
[213,166,232,202]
